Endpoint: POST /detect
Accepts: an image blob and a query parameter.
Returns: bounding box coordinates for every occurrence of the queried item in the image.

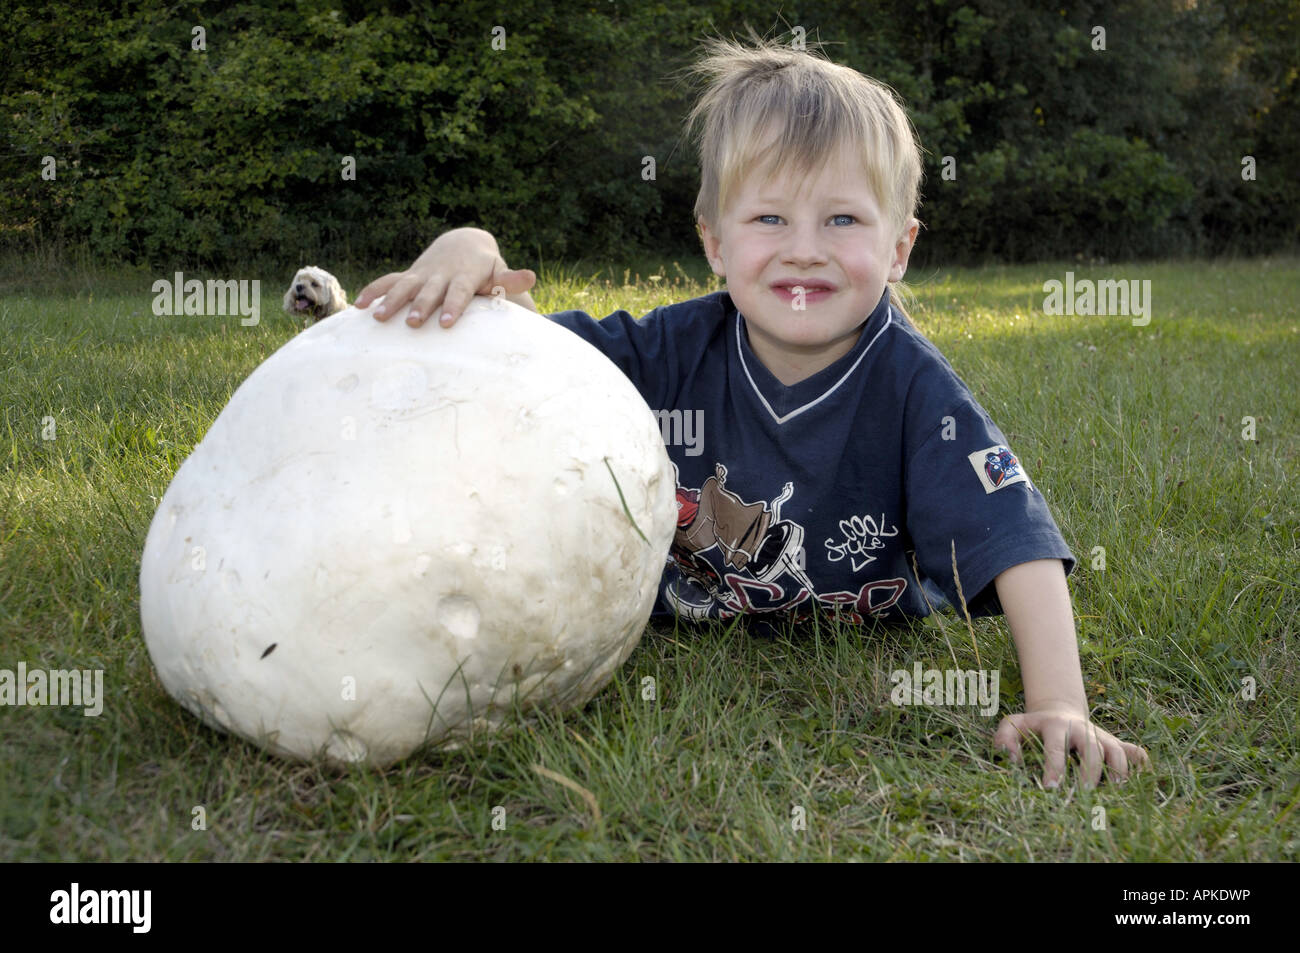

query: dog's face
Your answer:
[283,266,347,322]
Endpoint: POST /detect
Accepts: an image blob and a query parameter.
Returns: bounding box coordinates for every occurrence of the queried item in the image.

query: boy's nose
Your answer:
[781,222,827,265]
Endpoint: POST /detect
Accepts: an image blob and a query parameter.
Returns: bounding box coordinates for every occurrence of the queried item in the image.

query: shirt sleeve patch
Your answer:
[967,445,1031,494]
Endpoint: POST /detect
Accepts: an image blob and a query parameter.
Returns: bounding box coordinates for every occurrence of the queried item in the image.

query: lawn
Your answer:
[0,254,1296,861]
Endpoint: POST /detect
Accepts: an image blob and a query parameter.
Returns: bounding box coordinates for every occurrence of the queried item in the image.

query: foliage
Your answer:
[0,0,1296,267]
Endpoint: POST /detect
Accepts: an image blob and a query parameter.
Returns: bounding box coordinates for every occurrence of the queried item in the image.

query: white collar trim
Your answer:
[735,310,895,425]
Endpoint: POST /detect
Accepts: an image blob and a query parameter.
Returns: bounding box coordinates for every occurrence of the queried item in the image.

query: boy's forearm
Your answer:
[993,559,1089,715]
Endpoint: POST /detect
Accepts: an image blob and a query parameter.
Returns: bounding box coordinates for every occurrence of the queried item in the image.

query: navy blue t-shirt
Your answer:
[547,289,1075,626]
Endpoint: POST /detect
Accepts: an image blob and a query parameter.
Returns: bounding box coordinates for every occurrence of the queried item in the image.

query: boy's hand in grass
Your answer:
[993,558,1152,789]
[355,227,536,328]
[993,708,1150,789]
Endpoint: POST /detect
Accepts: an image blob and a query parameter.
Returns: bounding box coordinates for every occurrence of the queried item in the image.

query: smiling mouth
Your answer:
[771,283,835,301]
[293,295,312,311]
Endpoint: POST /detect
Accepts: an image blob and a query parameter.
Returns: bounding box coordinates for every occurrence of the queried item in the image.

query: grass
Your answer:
[0,253,1296,861]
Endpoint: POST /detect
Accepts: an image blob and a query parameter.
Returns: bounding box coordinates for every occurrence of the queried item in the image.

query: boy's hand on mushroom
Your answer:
[992,708,1150,789]
[356,227,536,328]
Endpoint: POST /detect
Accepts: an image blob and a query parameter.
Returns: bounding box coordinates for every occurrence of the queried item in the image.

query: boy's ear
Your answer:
[889,217,921,283]
[697,216,726,279]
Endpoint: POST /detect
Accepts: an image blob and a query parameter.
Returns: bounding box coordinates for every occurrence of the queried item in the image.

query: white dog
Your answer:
[282,266,347,323]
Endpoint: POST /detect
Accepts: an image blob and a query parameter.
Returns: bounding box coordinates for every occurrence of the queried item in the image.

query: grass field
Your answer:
[0,254,1296,861]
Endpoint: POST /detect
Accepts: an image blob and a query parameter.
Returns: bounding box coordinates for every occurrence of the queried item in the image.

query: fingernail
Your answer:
[375,305,386,315]
[409,311,420,322]
[440,313,453,326]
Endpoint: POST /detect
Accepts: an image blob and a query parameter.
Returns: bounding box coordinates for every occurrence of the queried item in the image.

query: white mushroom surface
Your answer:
[140,296,675,765]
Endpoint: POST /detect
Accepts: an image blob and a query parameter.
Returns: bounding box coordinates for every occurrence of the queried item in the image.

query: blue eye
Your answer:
[831,214,856,226]
[757,214,782,225]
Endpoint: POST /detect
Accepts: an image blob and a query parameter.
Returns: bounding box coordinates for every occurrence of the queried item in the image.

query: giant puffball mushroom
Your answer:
[140,296,676,766]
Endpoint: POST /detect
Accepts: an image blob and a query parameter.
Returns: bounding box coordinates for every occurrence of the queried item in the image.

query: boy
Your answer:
[355,37,1149,789]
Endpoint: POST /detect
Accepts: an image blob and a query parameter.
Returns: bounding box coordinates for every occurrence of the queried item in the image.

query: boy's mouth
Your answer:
[770,279,836,304]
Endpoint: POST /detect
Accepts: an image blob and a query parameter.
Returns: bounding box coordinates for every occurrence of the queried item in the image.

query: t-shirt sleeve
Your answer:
[903,386,1076,618]
[545,306,675,410]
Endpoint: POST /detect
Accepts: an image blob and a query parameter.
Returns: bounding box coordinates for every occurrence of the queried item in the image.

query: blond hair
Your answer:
[682,34,924,321]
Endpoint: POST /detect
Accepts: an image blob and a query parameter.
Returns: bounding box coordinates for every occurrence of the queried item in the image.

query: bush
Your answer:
[0,0,1295,268]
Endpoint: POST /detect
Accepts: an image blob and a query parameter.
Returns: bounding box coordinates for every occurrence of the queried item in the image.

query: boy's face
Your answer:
[698,148,918,386]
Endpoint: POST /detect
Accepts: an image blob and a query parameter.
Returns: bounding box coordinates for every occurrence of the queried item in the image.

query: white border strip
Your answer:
[735,310,896,424]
